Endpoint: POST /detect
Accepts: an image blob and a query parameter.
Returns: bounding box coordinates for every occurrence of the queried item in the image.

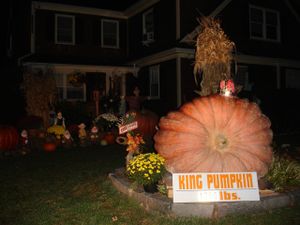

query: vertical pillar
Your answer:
[176,57,182,107]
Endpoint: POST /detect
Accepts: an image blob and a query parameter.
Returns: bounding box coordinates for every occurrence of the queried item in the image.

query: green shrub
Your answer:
[264,155,300,192]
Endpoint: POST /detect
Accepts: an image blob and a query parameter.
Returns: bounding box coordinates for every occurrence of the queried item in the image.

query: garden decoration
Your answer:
[154,16,273,180]
[134,110,159,139]
[124,132,145,165]
[94,113,119,133]
[19,129,30,155]
[117,111,138,135]
[20,130,29,146]
[54,111,66,128]
[116,112,145,165]
[47,125,65,142]
[126,153,166,193]
[103,132,116,145]
[94,113,119,145]
[193,17,235,96]
[90,125,99,144]
[116,112,167,193]
[0,125,19,152]
[62,130,73,148]
[43,127,59,152]
[124,86,159,138]
[125,86,145,111]
[78,123,87,146]
[43,142,57,152]
[219,79,235,97]
[154,94,273,177]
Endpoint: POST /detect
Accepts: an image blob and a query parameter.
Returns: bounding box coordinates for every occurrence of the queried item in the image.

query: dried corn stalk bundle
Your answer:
[22,68,57,128]
[194,17,235,96]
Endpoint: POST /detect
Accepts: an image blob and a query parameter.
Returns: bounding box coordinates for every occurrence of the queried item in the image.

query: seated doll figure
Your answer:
[90,125,99,144]
[78,123,87,146]
[54,111,66,128]
[62,130,73,148]
[20,129,29,146]
[20,129,30,155]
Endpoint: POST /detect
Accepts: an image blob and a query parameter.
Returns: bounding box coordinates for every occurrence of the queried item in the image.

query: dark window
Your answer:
[149,65,160,98]
[55,14,75,45]
[249,5,280,42]
[143,9,154,42]
[101,19,119,48]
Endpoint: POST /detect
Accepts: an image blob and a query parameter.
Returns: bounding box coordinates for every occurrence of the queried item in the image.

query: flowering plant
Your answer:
[126,132,145,153]
[47,125,65,139]
[126,153,166,185]
[94,113,119,132]
[118,112,137,126]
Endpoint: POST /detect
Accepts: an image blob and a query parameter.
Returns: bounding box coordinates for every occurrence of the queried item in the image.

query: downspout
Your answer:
[176,56,182,107]
[18,2,35,66]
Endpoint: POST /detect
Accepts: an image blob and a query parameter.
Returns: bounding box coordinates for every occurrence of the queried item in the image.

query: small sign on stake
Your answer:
[119,121,138,134]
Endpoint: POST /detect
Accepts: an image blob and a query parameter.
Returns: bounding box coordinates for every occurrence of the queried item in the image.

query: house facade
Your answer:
[127,0,300,132]
[15,0,300,130]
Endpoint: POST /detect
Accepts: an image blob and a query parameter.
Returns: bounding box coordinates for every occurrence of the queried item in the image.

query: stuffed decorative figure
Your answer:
[78,123,87,147]
[90,125,99,144]
[20,129,30,155]
[62,130,73,148]
[20,130,29,146]
[54,111,66,128]
[125,86,148,111]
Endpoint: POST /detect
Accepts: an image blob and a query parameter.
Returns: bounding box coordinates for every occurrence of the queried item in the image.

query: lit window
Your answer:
[55,14,75,45]
[143,9,154,42]
[149,65,160,98]
[55,74,86,101]
[249,5,280,42]
[101,19,119,48]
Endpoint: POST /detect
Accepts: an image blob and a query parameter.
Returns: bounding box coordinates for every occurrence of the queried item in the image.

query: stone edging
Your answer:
[108,169,300,218]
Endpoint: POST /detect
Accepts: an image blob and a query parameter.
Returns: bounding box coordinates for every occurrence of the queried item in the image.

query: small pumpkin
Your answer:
[103,132,115,144]
[154,95,273,177]
[134,110,159,138]
[43,142,57,152]
[0,125,19,151]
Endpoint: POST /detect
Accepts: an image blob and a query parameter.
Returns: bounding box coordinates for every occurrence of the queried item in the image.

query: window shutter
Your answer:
[46,14,55,42]
[138,69,150,96]
[93,20,100,45]
[76,17,84,45]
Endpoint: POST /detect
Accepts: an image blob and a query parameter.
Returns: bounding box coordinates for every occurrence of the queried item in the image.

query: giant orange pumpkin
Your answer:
[0,125,19,151]
[154,95,273,177]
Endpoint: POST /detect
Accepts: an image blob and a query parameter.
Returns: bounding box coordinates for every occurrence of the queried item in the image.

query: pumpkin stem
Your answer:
[215,134,228,150]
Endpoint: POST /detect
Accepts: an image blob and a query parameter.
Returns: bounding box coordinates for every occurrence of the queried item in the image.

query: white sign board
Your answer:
[172,172,259,203]
[118,121,138,134]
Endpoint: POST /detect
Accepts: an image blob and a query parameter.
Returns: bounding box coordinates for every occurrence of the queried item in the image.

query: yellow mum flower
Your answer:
[126,153,166,185]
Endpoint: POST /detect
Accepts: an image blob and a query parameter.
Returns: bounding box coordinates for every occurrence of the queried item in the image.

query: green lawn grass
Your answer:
[1,145,300,225]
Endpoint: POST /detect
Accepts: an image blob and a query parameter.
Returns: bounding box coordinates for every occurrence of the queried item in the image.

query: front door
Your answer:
[86,72,106,101]
[85,72,106,117]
